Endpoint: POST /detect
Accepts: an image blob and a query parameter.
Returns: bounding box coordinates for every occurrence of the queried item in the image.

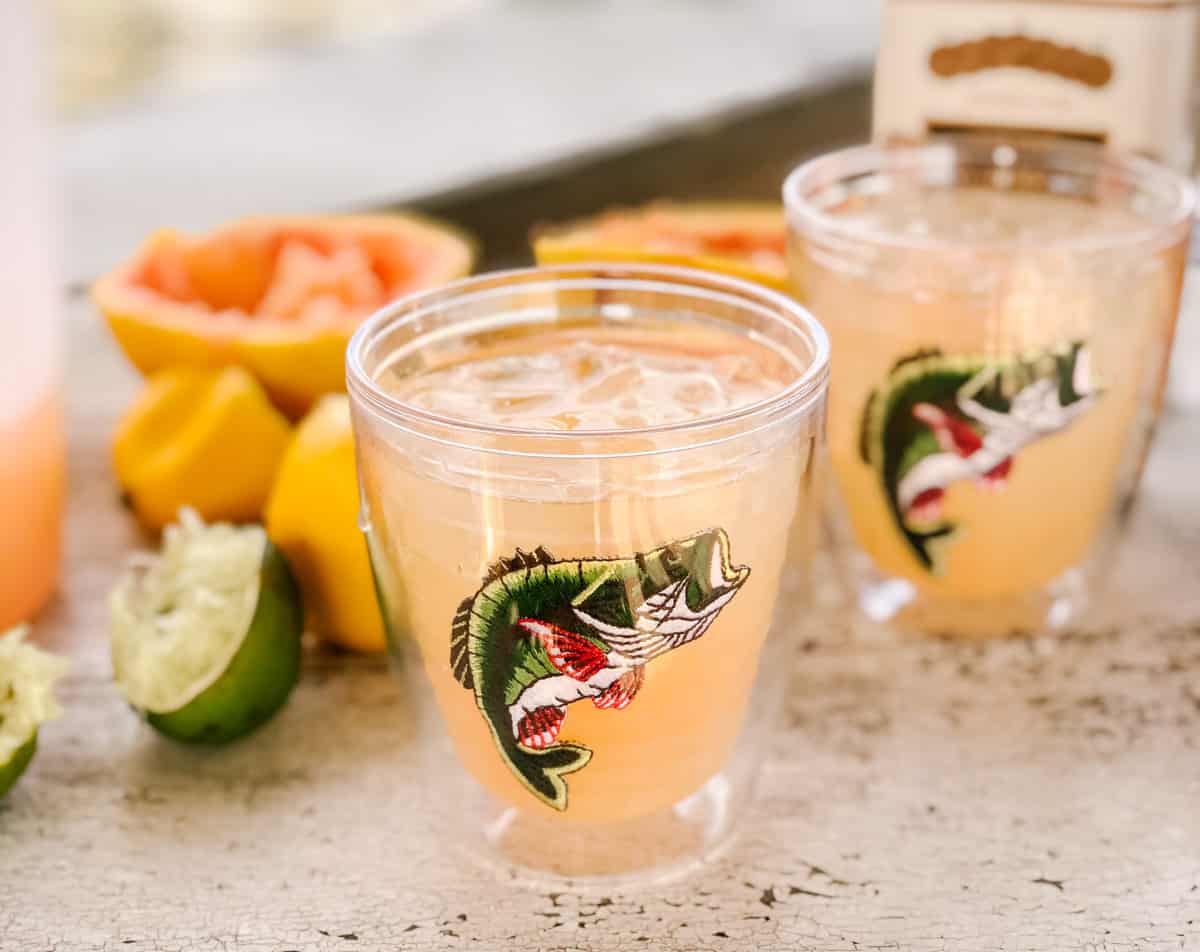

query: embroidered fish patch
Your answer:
[859,340,1100,572]
[450,528,750,810]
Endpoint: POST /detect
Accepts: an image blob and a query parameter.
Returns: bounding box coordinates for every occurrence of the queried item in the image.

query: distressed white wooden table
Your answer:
[3,298,1199,951]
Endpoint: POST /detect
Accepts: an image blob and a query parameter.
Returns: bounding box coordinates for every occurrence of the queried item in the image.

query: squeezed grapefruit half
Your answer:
[94,214,474,416]
[532,202,788,292]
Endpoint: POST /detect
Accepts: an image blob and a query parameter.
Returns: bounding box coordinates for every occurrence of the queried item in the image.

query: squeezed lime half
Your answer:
[110,510,303,744]
[0,626,70,797]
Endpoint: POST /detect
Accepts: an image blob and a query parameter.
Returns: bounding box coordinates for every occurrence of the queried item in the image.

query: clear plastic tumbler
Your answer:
[785,137,1194,636]
[347,265,829,883]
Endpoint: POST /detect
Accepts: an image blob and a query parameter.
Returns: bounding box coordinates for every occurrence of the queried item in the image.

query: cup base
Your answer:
[853,566,1089,639]
[392,629,780,890]
[450,768,749,890]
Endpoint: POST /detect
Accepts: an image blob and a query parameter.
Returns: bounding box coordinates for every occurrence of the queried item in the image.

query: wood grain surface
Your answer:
[2,290,1199,951]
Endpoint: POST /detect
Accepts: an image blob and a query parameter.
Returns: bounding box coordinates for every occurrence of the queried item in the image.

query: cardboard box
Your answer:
[874,0,1199,171]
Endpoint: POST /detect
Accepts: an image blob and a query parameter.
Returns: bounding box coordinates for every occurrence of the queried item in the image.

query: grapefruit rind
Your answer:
[110,510,302,744]
[0,626,70,797]
[93,214,476,417]
[532,202,789,292]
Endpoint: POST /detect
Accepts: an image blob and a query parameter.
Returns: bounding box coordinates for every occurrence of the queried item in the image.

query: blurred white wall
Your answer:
[53,0,497,116]
[58,0,882,283]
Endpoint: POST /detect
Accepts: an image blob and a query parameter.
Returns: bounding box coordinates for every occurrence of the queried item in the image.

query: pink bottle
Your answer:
[0,4,64,628]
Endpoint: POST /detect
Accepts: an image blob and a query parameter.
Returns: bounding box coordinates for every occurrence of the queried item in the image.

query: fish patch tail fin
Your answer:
[904,522,957,573]
[507,740,592,812]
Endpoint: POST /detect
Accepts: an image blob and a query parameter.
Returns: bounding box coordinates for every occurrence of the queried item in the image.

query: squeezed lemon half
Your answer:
[265,394,387,653]
[110,510,303,743]
[0,626,70,797]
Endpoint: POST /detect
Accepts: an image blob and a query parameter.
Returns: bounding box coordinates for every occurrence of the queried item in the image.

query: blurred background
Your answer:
[35,0,1200,407]
[48,0,881,279]
[53,0,496,117]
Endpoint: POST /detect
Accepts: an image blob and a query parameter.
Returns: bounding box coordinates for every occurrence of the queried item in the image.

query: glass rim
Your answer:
[782,135,1198,256]
[345,263,830,457]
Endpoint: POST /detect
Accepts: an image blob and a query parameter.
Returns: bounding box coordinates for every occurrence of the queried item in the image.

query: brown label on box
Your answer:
[874,0,1198,171]
[928,34,1113,88]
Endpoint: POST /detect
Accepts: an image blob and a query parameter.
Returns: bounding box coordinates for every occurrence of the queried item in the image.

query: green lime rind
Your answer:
[143,542,303,744]
[0,731,37,799]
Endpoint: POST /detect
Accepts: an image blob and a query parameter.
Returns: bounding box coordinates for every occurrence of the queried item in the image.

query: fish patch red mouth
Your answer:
[906,486,946,525]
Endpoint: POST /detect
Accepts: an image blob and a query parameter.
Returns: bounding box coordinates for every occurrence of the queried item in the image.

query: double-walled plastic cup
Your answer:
[347,265,829,884]
[785,137,1194,636]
